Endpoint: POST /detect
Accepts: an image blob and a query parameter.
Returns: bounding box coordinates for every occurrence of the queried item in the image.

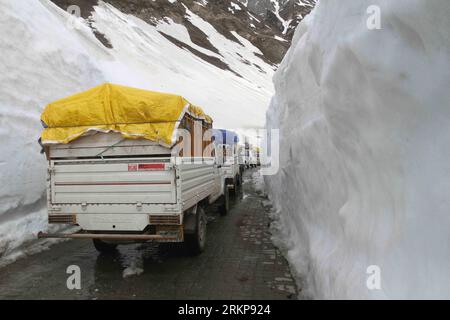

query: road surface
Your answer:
[0,169,298,300]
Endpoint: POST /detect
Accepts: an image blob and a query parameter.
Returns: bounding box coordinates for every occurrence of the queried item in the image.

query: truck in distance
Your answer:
[212,129,242,196]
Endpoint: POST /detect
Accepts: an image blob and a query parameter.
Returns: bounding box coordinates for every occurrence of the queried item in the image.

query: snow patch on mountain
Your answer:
[270,0,291,34]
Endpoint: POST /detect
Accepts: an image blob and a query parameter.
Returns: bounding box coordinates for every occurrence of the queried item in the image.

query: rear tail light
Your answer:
[128,163,166,171]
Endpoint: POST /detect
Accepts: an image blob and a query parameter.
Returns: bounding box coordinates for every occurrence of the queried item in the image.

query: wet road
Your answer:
[0,169,298,300]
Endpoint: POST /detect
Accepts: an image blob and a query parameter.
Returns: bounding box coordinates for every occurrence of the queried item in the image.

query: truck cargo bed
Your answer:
[50,158,176,205]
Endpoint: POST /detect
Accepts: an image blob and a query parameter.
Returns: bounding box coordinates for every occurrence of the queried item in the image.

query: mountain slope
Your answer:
[51,0,316,65]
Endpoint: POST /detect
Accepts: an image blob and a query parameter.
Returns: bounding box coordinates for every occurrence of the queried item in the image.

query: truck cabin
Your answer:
[212,129,239,165]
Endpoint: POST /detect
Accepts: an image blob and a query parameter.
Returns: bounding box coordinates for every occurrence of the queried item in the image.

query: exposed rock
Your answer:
[50,0,316,65]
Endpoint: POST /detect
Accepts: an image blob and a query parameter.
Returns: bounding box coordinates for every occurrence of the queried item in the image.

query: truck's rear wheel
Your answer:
[185,207,207,255]
[238,174,243,187]
[93,239,118,254]
[230,176,238,197]
[219,186,230,216]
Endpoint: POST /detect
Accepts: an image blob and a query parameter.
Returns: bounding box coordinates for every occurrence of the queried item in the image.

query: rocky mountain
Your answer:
[241,0,316,38]
[50,0,316,65]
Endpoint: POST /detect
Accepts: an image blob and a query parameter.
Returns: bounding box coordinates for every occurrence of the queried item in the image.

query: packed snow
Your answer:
[0,0,105,262]
[265,0,450,299]
[0,0,274,264]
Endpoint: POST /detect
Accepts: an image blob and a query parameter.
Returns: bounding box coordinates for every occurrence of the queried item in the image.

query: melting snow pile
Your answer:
[266,0,450,299]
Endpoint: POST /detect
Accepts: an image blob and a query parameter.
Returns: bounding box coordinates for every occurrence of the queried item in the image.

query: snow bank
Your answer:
[0,0,104,260]
[266,0,450,299]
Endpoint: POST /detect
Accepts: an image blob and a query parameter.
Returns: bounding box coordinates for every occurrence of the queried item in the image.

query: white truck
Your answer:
[213,130,241,195]
[248,146,260,168]
[237,144,247,180]
[39,132,229,255]
[38,84,230,255]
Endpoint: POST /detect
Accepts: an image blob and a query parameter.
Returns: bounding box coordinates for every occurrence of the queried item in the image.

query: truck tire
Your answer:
[219,186,230,216]
[230,176,238,197]
[93,239,118,254]
[185,207,207,255]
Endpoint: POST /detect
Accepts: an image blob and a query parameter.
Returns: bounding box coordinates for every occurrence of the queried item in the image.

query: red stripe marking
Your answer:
[55,182,171,186]
[138,163,166,171]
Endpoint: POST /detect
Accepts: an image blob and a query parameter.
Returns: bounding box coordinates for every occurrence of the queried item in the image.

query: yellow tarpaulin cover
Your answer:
[40,83,212,147]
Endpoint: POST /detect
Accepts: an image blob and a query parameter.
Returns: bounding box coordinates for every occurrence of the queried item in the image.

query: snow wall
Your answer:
[265,0,450,299]
[0,0,105,262]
